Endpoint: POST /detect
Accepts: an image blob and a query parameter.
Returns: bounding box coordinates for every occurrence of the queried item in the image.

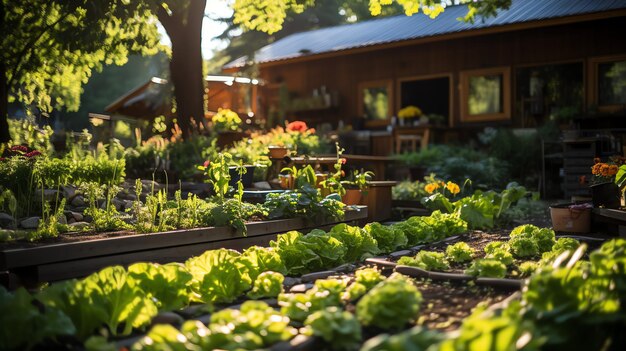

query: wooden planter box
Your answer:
[0,207,367,288]
[360,181,396,223]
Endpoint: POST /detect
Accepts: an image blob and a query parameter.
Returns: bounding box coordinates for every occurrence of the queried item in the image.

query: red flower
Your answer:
[340,158,346,164]
[286,121,308,133]
[203,160,211,168]
[0,157,5,162]
[10,145,28,153]
[25,150,42,158]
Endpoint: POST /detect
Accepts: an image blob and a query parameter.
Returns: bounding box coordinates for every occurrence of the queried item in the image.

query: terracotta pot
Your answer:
[268,146,288,159]
[342,189,362,205]
[590,182,621,209]
[279,174,294,190]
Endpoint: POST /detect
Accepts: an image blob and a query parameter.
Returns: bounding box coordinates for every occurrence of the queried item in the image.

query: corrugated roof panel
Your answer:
[225,0,626,68]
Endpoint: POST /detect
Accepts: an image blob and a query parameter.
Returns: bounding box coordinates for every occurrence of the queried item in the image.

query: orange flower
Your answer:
[600,164,610,177]
[609,164,619,176]
[592,163,602,175]
[286,121,308,133]
[446,181,460,195]
[424,183,439,194]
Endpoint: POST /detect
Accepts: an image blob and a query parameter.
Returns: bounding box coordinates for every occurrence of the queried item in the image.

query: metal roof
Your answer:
[225,0,626,69]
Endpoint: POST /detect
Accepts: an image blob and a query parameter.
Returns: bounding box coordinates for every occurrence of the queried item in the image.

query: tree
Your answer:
[0,0,160,143]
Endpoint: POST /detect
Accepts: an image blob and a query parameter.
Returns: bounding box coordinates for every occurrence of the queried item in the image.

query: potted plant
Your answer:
[398,105,422,126]
[212,108,244,148]
[268,144,289,159]
[341,169,374,205]
[589,157,623,209]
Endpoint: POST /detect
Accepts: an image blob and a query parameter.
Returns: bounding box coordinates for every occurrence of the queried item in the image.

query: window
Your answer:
[398,74,451,126]
[460,67,511,122]
[515,62,583,126]
[358,80,392,127]
[589,56,626,112]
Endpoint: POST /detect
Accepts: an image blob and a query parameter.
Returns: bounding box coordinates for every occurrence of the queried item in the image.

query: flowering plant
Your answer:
[211,108,242,133]
[398,105,422,119]
[286,120,312,133]
[590,157,624,185]
[424,180,461,197]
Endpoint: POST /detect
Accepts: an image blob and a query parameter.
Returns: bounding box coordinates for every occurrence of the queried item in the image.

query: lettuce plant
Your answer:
[279,278,348,322]
[247,271,284,300]
[304,307,362,351]
[329,223,380,262]
[484,241,510,254]
[356,274,423,330]
[345,267,385,301]
[465,259,507,278]
[551,237,580,254]
[364,222,408,253]
[509,236,539,258]
[518,261,539,278]
[485,247,514,266]
[185,249,251,303]
[127,262,193,312]
[445,242,475,263]
[398,251,450,271]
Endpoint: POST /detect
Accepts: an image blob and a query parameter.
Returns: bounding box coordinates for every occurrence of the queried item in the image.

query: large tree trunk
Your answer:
[158,0,207,140]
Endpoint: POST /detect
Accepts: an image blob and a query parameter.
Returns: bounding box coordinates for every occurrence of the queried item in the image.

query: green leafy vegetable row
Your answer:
[0,211,467,350]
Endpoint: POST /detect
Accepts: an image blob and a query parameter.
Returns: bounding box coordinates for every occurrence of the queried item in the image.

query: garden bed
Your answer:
[0,207,367,287]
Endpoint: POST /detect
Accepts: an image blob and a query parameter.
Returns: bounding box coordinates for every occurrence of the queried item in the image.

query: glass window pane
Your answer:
[363,87,388,120]
[598,60,626,105]
[468,75,502,115]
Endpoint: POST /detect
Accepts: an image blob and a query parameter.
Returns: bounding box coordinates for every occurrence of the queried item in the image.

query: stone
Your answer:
[0,212,15,228]
[289,283,314,293]
[61,185,77,200]
[331,263,357,273]
[20,216,41,229]
[34,189,59,202]
[300,270,336,283]
[69,222,90,231]
[389,249,413,259]
[253,181,272,190]
[71,212,83,221]
[151,312,184,326]
[282,277,301,287]
[71,196,86,208]
[111,198,125,211]
[67,217,77,224]
[58,215,67,225]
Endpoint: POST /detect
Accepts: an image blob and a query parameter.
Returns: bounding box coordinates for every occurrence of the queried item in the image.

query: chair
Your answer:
[395,127,430,153]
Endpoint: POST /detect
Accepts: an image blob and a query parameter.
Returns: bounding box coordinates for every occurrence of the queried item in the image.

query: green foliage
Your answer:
[185,249,252,303]
[264,183,345,223]
[518,261,539,278]
[328,223,380,262]
[3,1,160,116]
[304,307,362,351]
[356,273,422,330]
[398,251,450,271]
[0,287,75,351]
[82,183,130,232]
[392,179,430,201]
[240,245,288,280]
[133,301,296,351]
[484,241,510,254]
[484,247,514,266]
[551,237,580,254]
[38,266,158,340]
[465,259,507,278]
[364,222,408,253]
[344,267,385,301]
[271,230,347,275]
[445,242,475,264]
[509,236,539,258]
[438,302,538,351]
[279,278,347,322]
[393,211,467,246]
[246,271,284,300]
[207,198,265,236]
[127,262,193,312]
[360,326,444,351]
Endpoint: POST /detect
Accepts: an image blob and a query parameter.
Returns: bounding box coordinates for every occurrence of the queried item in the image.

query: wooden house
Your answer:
[224,0,626,147]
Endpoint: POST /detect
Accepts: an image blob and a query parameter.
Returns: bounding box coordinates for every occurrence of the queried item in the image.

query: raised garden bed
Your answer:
[0,207,367,288]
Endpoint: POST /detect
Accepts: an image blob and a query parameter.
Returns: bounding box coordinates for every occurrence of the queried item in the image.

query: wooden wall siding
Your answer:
[258,16,626,128]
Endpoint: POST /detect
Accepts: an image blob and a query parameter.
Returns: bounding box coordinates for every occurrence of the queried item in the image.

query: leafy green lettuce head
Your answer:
[445,242,475,263]
[465,259,507,278]
[304,307,362,351]
[356,273,423,330]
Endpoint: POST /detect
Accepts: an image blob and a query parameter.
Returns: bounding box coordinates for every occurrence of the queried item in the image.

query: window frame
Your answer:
[459,66,511,122]
[358,79,393,127]
[396,73,454,127]
[588,55,626,113]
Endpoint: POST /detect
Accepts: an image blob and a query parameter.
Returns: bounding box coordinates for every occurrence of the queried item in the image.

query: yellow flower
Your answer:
[446,181,460,195]
[398,105,422,119]
[424,183,439,194]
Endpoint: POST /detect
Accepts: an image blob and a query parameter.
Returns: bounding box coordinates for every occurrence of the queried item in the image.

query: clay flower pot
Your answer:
[268,146,288,159]
[342,189,362,205]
